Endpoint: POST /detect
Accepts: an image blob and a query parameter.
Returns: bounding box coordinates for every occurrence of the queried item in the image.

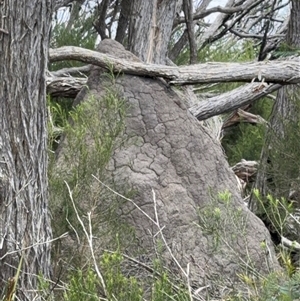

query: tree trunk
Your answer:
[0,1,52,300]
[251,0,300,241]
[128,0,182,64]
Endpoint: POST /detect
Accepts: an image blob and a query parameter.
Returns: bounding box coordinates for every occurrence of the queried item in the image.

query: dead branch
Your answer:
[50,65,91,77]
[190,83,282,121]
[232,159,259,183]
[46,76,87,98]
[173,0,262,27]
[49,46,300,85]
[222,107,267,129]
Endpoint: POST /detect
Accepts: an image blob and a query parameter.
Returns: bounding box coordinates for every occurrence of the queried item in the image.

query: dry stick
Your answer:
[0,233,68,261]
[151,189,194,301]
[0,28,9,34]
[66,216,81,245]
[91,175,157,225]
[151,189,187,278]
[64,181,108,298]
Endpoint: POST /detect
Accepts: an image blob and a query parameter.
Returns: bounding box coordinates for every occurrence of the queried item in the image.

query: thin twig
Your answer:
[92,175,204,301]
[91,175,157,225]
[65,181,108,297]
[151,189,187,278]
[0,233,68,260]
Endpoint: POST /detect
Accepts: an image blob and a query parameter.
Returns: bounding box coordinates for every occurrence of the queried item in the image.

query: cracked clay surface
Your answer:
[61,40,280,288]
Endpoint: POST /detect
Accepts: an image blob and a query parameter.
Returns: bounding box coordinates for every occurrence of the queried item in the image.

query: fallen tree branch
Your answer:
[190,83,282,120]
[46,74,281,120]
[50,65,91,77]
[46,76,87,98]
[45,75,282,120]
[232,159,259,183]
[49,46,300,85]
[222,105,268,129]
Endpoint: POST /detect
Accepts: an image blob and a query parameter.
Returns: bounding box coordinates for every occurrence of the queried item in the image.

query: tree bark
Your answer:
[190,82,282,120]
[183,0,197,64]
[115,0,131,44]
[49,46,300,85]
[48,47,298,120]
[128,0,182,64]
[0,1,52,300]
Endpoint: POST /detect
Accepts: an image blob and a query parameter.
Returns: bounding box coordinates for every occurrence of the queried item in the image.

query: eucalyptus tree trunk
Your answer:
[128,0,182,64]
[0,1,52,300]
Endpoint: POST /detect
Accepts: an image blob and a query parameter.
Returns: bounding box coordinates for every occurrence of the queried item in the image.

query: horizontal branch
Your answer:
[49,46,300,85]
[46,76,86,98]
[190,82,282,120]
[46,75,281,121]
[50,65,91,77]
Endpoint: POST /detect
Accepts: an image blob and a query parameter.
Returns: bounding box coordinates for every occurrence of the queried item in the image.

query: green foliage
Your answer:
[272,42,300,58]
[222,100,273,165]
[151,256,190,301]
[251,189,300,275]
[252,189,294,239]
[49,82,125,207]
[101,251,143,301]
[50,11,97,71]
[197,190,300,301]
[48,79,134,274]
[229,270,300,301]
[64,268,100,301]
[197,190,248,252]
[37,273,52,301]
[47,96,71,151]
[61,249,190,301]
[51,17,96,49]
[176,38,258,65]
